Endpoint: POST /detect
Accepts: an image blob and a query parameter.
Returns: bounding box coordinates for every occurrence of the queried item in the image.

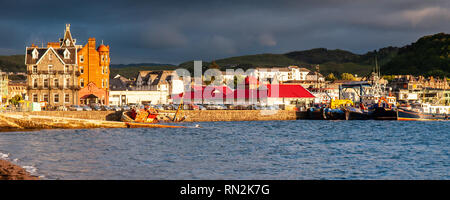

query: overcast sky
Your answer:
[0,0,449,64]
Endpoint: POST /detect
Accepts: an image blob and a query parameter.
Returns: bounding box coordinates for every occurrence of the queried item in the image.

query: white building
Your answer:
[109,90,169,105]
[109,71,183,105]
[253,66,311,83]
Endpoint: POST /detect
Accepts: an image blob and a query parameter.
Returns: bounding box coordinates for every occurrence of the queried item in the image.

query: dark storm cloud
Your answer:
[0,0,449,64]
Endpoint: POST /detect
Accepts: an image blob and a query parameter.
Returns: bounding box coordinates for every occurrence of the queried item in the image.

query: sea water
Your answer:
[0,120,449,179]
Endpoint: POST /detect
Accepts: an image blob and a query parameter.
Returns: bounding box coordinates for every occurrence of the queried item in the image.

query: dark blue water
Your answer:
[0,120,449,179]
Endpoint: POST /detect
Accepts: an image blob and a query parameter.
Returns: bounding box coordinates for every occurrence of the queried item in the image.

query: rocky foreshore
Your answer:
[0,159,39,180]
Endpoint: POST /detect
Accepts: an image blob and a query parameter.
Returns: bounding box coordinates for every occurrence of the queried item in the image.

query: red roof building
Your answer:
[172,84,314,105]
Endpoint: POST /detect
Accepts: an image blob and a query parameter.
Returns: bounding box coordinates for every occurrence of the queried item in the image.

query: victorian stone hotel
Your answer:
[25,24,110,106]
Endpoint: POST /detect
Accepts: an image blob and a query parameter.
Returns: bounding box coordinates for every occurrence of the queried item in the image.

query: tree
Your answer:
[9,94,23,105]
[325,73,337,81]
[341,73,355,81]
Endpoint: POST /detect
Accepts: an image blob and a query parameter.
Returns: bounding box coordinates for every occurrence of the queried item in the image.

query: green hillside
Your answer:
[0,55,26,72]
[1,33,447,78]
[381,33,450,77]
[179,47,399,77]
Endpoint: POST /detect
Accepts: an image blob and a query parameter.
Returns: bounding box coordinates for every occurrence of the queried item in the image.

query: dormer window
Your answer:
[65,39,70,46]
[63,49,70,59]
[32,49,39,59]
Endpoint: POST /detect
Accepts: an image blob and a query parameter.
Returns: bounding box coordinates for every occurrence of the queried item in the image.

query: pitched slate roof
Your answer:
[25,47,77,65]
[109,77,130,91]
[137,70,175,86]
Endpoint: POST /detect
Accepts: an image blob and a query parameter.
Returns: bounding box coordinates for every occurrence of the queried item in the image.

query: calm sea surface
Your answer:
[0,120,449,180]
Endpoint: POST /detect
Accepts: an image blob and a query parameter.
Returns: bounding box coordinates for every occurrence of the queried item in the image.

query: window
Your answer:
[65,39,70,46]
[32,49,39,59]
[54,78,59,88]
[80,78,84,88]
[43,94,49,102]
[33,78,38,88]
[80,55,84,63]
[65,65,69,73]
[32,65,37,73]
[32,94,38,102]
[101,66,104,74]
[48,65,53,73]
[101,55,105,62]
[43,78,49,88]
[54,94,59,103]
[104,66,107,74]
[65,94,70,103]
[65,78,70,88]
[80,66,84,74]
[63,49,70,59]
[49,53,52,61]
[102,79,104,88]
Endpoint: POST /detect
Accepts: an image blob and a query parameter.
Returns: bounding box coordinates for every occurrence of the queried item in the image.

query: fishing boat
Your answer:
[363,96,397,120]
[397,103,450,121]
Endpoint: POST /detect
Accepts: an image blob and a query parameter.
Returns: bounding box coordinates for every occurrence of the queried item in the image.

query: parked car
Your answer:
[250,105,263,110]
[101,105,112,111]
[69,105,83,111]
[91,105,101,111]
[121,105,130,111]
[163,104,174,110]
[82,105,92,111]
[110,105,121,111]
[154,105,164,110]
[198,105,207,110]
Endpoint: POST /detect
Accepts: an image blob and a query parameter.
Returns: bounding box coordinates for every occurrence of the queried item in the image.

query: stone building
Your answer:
[8,80,27,100]
[0,71,8,103]
[25,24,110,107]
[25,24,79,106]
[386,75,449,104]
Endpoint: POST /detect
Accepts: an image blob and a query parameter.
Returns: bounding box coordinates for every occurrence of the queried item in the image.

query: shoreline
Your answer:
[0,159,39,180]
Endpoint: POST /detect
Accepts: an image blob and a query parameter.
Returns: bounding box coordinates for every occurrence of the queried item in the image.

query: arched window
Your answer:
[80,78,84,88]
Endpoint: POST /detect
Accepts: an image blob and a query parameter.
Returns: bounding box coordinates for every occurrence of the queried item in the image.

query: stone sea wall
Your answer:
[181,110,303,122]
[5,110,305,122]
[7,111,122,121]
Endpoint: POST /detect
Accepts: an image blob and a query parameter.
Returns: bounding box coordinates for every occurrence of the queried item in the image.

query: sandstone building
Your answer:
[25,24,110,107]
[77,38,110,105]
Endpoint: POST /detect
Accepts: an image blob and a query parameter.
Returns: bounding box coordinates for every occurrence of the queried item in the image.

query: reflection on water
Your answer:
[0,120,449,179]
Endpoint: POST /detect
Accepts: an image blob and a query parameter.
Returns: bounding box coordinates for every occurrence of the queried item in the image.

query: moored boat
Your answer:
[397,103,450,121]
